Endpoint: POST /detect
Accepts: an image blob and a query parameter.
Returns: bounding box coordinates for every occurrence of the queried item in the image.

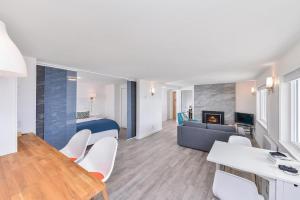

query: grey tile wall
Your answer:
[36,66,77,149]
[66,70,77,145]
[36,67,45,139]
[44,67,67,149]
[194,83,236,124]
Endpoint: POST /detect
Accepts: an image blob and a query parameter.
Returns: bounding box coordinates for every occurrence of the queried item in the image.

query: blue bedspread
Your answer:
[76,119,120,134]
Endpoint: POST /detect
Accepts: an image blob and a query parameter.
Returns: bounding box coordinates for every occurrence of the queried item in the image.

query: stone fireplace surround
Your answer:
[194,83,236,125]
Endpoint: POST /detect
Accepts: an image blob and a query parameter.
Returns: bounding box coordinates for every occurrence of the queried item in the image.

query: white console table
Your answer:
[207,141,300,200]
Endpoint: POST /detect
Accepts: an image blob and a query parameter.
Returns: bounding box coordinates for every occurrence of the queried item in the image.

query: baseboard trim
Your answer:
[136,128,162,140]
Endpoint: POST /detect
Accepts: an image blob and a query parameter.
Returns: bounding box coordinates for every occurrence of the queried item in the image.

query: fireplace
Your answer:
[202,111,225,125]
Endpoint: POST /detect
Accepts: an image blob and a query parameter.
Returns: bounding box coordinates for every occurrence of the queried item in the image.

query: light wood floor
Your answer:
[97,120,216,200]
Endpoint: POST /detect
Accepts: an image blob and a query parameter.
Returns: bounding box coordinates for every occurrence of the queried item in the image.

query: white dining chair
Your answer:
[228,135,252,147]
[79,137,118,182]
[213,170,264,200]
[60,129,91,162]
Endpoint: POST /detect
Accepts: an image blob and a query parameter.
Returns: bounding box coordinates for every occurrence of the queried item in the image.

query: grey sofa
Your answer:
[177,121,240,152]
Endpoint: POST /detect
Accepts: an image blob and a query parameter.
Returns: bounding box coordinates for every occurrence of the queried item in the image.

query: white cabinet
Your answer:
[276,181,300,200]
[282,182,300,200]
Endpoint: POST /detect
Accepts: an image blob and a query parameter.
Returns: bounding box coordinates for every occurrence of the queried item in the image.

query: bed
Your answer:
[76,117,120,145]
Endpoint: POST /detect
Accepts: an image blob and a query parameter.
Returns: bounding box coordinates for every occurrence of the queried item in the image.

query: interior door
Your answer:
[172,91,177,120]
[121,88,127,128]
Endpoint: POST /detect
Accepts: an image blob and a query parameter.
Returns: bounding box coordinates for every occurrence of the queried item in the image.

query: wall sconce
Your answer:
[150,87,155,96]
[89,94,96,113]
[266,76,274,92]
[90,96,96,101]
[251,87,256,95]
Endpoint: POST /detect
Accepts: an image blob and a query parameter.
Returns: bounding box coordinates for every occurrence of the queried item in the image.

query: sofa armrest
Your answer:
[177,126,183,146]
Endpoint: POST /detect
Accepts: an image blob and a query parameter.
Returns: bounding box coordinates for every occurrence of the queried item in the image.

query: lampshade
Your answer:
[0,21,27,77]
[251,87,256,94]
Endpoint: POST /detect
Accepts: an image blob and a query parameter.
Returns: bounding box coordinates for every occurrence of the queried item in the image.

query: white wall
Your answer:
[0,77,17,156]
[176,89,182,116]
[114,82,127,126]
[77,81,106,115]
[105,84,115,120]
[77,77,124,122]
[167,90,172,120]
[17,56,37,133]
[168,90,174,120]
[179,86,194,120]
[235,81,256,114]
[114,83,121,124]
[172,86,195,122]
[136,80,163,139]
[181,90,193,113]
[254,40,300,150]
[162,87,168,122]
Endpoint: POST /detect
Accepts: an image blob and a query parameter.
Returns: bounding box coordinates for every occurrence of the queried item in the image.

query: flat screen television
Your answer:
[235,112,254,125]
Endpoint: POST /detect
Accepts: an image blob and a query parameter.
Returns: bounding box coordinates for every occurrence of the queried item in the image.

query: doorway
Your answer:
[172,91,177,120]
[181,90,193,119]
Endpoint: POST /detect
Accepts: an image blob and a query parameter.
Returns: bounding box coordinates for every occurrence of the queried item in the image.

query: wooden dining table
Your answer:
[0,134,109,200]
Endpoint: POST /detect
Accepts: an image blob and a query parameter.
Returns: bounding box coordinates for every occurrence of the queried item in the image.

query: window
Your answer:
[257,87,268,128]
[279,68,300,159]
[290,79,300,145]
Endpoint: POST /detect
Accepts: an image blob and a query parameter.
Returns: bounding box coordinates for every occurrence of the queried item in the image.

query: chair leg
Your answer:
[216,164,225,171]
[216,164,221,170]
[102,185,109,200]
[90,186,109,200]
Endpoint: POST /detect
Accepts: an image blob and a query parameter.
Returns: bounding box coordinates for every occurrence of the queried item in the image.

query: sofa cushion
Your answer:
[207,124,236,132]
[183,121,207,129]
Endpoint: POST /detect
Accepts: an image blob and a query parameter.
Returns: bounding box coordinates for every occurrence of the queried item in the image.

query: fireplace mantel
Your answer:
[194,83,236,124]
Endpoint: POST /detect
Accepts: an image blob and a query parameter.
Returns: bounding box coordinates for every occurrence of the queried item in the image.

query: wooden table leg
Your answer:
[102,184,109,200]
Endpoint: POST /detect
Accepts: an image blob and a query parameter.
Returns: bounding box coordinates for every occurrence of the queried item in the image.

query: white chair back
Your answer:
[60,129,91,162]
[213,170,263,200]
[228,135,252,147]
[79,137,118,182]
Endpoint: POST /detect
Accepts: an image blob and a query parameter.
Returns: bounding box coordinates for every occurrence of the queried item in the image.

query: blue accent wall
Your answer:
[36,66,77,149]
[127,81,136,139]
[36,67,45,139]
[66,70,77,145]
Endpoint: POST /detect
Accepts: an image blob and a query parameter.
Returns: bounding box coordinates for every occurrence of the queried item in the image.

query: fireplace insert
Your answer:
[202,111,225,125]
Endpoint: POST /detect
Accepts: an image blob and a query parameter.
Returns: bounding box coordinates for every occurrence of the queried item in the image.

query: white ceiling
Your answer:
[1,0,300,86]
